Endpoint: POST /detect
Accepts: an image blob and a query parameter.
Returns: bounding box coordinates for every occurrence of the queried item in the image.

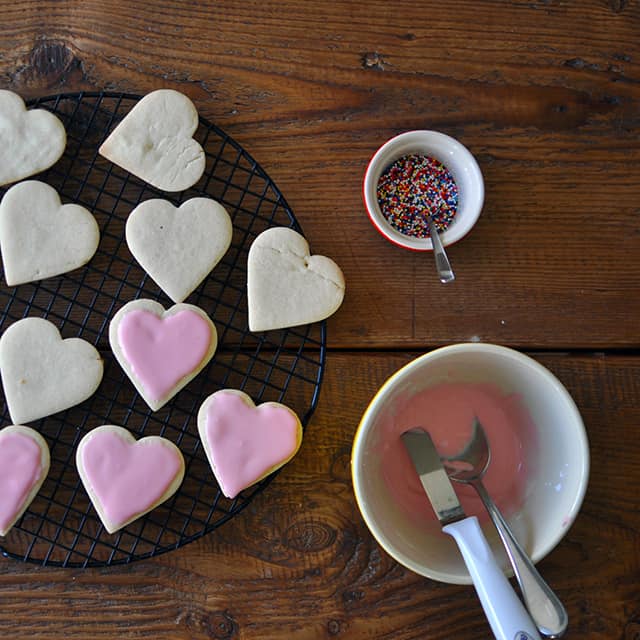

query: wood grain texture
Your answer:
[1,352,639,639]
[0,3,639,639]
[0,1,638,348]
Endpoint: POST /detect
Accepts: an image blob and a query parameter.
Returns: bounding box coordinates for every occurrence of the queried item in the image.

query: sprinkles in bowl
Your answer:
[376,154,458,238]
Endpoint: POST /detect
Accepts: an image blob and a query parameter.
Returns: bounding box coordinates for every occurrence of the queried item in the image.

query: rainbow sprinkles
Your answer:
[376,154,458,238]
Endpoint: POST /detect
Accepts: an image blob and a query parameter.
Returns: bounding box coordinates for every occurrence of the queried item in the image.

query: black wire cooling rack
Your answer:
[0,92,326,567]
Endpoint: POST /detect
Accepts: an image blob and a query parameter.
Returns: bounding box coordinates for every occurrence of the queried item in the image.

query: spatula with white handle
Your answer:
[443,418,568,638]
[401,429,541,640]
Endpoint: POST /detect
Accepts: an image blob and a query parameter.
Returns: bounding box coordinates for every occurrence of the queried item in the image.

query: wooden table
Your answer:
[1,2,639,638]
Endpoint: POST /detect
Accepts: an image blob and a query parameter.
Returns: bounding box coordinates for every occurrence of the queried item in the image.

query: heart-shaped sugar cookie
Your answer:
[76,425,185,534]
[0,90,66,186]
[0,181,100,286]
[247,227,346,331]
[197,389,302,499]
[126,197,232,302]
[99,89,205,192]
[0,318,104,424]
[110,299,217,411]
[0,425,50,536]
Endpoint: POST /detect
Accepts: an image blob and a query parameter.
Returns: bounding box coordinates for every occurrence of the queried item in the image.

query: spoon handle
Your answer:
[426,215,455,283]
[473,480,569,638]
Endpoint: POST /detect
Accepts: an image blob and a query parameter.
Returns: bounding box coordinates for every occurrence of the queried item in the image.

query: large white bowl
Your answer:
[351,343,589,585]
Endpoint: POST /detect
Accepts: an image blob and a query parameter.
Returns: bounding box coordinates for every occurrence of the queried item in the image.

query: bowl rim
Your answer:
[362,130,485,252]
[351,342,590,584]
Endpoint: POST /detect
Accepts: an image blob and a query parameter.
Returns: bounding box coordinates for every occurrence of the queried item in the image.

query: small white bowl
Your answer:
[363,130,484,251]
[351,343,589,585]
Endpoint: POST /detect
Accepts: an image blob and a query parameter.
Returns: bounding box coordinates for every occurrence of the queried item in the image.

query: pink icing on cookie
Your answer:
[0,432,43,532]
[80,430,182,527]
[204,392,300,499]
[118,309,211,402]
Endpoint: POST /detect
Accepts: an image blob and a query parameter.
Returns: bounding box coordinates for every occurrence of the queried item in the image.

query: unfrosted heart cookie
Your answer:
[0,425,50,536]
[99,89,205,192]
[0,90,66,186]
[110,299,217,411]
[197,389,302,499]
[126,197,232,302]
[247,227,345,332]
[0,318,104,424]
[76,425,185,534]
[0,180,100,286]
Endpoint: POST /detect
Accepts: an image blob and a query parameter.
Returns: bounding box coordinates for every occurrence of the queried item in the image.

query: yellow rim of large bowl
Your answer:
[351,342,590,585]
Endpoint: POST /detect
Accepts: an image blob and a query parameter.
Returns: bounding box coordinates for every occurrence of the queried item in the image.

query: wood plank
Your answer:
[0,1,638,348]
[1,351,637,639]
[0,4,638,638]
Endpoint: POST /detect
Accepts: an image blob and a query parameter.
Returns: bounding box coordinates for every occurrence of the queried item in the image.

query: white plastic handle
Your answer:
[443,516,541,640]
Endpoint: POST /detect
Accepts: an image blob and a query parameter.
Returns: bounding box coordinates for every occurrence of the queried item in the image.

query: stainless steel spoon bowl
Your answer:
[443,418,568,639]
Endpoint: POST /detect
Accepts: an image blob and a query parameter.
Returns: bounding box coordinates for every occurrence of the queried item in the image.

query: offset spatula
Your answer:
[401,429,541,640]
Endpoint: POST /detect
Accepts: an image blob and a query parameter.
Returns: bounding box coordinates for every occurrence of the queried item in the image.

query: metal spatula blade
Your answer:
[401,429,465,525]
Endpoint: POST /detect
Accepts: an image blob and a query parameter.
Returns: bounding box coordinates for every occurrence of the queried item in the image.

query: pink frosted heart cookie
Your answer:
[197,389,303,499]
[109,299,217,411]
[76,425,185,534]
[0,425,50,536]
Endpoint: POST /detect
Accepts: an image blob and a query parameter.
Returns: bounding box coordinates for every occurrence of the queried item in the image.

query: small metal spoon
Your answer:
[425,214,455,284]
[443,418,568,639]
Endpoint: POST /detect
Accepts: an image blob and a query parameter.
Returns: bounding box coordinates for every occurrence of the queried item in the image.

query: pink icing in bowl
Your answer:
[351,343,589,585]
[377,382,537,532]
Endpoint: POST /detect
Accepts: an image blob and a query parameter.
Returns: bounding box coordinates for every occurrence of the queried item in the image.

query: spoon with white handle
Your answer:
[443,419,569,638]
